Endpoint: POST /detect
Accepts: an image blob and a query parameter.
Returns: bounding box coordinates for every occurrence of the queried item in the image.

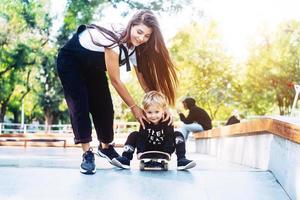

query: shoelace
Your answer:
[107,145,119,157]
[84,151,94,163]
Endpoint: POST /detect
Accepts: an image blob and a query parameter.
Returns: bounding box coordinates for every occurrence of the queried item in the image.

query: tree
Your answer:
[0,0,52,122]
[35,50,66,125]
[170,21,239,120]
[244,20,300,115]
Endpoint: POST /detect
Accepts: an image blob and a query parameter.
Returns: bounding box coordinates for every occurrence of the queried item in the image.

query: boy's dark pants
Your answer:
[122,131,186,160]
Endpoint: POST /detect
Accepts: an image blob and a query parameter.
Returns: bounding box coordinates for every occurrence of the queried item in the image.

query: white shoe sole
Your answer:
[177,161,197,170]
[80,166,96,174]
[111,158,130,169]
[97,151,114,164]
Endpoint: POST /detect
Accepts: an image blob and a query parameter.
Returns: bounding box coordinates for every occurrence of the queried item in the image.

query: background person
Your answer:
[177,97,212,140]
[225,109,241,125]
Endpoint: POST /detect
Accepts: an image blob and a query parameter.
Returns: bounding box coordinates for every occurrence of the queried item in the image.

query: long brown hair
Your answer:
[124,10,178,106]
[88,10,178,105]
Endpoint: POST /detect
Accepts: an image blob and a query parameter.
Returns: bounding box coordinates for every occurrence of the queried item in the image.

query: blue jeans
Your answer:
[178,123,204,140]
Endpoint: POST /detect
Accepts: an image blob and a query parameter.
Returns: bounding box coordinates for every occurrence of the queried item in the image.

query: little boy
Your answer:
[111,91,196,170]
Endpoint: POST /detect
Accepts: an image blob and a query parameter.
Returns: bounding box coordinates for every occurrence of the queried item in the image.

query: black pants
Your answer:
[122,131,186,160]
[57,51,114,144]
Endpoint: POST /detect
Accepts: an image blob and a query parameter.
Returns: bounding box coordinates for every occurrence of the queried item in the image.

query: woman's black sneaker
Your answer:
[177,158,196,170]
[111,156,130,169]
[80,149,96,174]
[97,144,120,164]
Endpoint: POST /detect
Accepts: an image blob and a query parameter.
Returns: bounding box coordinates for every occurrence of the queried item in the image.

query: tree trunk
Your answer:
[0,88,14,123]
[44,109,54,125]
[12,110,20,123]
[0,110,5,122]
[0,101,9,123]
[44,109,54,133]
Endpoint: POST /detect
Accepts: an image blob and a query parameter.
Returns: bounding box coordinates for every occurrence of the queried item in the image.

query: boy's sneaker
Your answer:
[177,158,196,170]
[111,156,130,169]
[80,149,96,174]
[97,144,120,164]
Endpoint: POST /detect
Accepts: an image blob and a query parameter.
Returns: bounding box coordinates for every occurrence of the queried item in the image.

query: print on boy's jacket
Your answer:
[146,128,165,145]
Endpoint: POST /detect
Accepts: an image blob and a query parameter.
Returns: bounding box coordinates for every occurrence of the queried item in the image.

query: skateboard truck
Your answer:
[137,151,171,171]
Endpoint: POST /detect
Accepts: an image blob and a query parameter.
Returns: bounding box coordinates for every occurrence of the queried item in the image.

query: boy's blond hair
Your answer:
[142,91,167,110]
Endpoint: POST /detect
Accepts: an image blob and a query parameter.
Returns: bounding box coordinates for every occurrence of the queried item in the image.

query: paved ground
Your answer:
[0,144,290,200]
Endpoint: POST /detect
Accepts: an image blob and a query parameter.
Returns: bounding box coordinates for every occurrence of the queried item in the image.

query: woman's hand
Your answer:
[131,105,149,129]
[162,109,173,126]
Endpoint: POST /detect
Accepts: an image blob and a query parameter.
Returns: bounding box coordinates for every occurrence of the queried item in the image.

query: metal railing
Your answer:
[290,84,300,116]
[0,120,243,135]
[0,121,140,135]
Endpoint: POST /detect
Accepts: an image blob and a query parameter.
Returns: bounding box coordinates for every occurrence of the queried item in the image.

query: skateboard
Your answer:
[137,151,171,171]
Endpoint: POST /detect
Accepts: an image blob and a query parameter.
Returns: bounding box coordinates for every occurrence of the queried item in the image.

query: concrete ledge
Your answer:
[195,134,273,169]
[194,117,300,200]
[268,135,300,200]
[193,118,300,144]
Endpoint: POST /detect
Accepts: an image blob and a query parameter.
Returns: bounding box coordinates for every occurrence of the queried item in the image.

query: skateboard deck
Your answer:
[137,151,171,171]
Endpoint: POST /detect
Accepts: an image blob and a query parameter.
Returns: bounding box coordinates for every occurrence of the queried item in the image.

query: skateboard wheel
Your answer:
[160,160,168,171]
[140,160,145,171]
[163,162,168,171]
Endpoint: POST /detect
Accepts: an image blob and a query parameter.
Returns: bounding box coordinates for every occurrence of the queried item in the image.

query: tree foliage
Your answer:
[56,0,190,47]
[0,0,51,122]
[0,0,190,123]
[170,21,240,120]
[2,0,299,124]
[244,20,300,115]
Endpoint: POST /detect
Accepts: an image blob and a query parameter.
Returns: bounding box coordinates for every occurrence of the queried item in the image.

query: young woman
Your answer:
[56,10,178,174]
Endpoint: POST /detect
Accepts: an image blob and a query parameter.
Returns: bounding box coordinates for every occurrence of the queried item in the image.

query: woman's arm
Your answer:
[105,48,135,107]
[105,48,147,128]
[179,109,195,124]
[134,67,150,92]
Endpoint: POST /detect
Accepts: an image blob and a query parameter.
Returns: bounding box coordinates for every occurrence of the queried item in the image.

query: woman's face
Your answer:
[130,23,152,47]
